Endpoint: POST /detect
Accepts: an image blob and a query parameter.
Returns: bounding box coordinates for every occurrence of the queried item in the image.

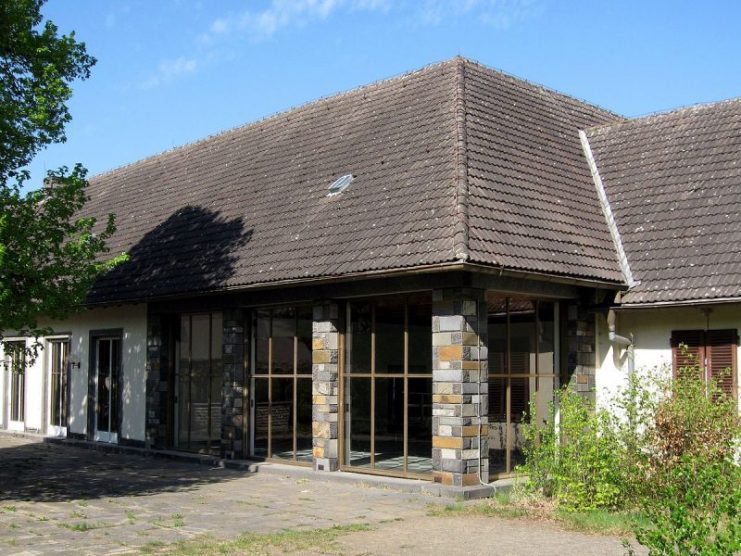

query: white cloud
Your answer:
[201,0,536,44]
[419,0,539,30]
[141,57,198,89]
[202,0,391,42]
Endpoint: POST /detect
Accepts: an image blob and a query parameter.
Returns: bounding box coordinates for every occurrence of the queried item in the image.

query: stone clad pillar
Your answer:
[432,288,489,486]
[145,313,169,449]
[222,308,246,458]
[312,302,340,472]
[566,302,596,402]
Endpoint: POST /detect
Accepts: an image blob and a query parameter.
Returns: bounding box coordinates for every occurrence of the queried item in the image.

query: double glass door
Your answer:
[94,337,121,443]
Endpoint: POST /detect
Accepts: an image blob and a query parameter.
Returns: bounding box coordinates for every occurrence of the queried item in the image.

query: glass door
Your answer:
[5,341,26,432]
[94,337,120,443]
[47,339,70,437]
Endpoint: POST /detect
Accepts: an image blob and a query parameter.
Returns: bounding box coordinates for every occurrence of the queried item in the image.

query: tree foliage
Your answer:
[0,0,124,343]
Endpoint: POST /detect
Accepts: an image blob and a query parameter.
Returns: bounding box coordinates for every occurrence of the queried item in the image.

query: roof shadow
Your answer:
[0,439,251,502]
[88,206,252,303]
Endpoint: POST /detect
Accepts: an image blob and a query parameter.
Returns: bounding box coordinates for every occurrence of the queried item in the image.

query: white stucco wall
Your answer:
[2,304,148,441]
[596,303,741,412]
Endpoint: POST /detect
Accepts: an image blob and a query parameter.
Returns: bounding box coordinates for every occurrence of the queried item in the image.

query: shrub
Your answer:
[520,356,741,556]
[630,370,741,555]
[520,388,624,511]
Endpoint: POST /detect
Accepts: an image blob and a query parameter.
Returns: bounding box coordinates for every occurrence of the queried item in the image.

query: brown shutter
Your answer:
[706,329,738,402]
[671,330,705,380]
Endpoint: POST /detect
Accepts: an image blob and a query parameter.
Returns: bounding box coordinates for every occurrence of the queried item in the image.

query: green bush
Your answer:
[631,370,741,555]
[521,356,741,553]
[520,388,624,511]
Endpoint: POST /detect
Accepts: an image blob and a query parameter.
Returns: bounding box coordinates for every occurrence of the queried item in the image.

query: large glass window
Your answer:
[251,306,312,464]
[177,313,222,454]
[344,294,433,477]
[487,296,556,477]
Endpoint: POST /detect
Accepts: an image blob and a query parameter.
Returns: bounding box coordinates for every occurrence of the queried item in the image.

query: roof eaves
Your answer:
[452,56,471,263]
[578,129,635,288]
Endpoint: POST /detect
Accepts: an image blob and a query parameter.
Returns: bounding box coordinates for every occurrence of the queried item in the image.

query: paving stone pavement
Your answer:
[0,434,640,555]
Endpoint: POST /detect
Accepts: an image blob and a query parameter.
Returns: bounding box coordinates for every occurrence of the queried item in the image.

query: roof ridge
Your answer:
[585,97,741,136]
[459,56,622,120]
[452,56,471,263]
[89,57,461,183]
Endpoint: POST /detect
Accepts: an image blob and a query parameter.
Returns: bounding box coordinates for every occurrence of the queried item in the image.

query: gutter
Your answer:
[614,296,741,309]
[83,259,628,309]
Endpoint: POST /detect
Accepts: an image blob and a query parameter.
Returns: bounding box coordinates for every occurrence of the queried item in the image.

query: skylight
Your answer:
[327,174,354,196]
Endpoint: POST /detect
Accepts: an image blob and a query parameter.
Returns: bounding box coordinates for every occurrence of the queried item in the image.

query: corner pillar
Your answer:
[432,288,489,486]
[312,302,340,471]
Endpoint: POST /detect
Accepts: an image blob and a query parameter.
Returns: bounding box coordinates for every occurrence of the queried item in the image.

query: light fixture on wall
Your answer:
[69,358,81,370]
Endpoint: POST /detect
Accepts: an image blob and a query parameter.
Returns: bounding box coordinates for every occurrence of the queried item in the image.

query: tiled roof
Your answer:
[83,57,625,304]
[586,99,741,305]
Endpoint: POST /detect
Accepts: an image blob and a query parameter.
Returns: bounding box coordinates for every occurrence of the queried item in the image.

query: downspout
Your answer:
[607,309,634,375]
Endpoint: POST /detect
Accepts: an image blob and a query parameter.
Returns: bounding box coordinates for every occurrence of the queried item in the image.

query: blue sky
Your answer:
[24,0,741,187]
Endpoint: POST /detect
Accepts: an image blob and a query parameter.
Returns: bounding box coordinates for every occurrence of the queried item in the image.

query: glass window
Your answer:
[250,305,313,464]
[345,294,433,477]
[487,296,557,478]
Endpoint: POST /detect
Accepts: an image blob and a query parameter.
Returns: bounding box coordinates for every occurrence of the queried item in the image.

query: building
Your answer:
[1,58,738,488]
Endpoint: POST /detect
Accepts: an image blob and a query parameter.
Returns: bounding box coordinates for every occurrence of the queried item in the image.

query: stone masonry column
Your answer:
[222,309,246,458]
[312,302,340,472]
[432,288,489,486]
[145,313,168,449]
[566,302,596,403]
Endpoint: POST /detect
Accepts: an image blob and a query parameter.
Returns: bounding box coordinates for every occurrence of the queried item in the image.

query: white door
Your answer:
[5,341,26,432]
[47,339,70,437]
[94,337,120,443]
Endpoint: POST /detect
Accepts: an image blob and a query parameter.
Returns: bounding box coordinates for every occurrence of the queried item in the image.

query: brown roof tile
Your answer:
[586,99,741,304]
[83,58,625,304]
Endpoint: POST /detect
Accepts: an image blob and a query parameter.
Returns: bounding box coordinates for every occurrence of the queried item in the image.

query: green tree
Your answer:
[0,0,124,346]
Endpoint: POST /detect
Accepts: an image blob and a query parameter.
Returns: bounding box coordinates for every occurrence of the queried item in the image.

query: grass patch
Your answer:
[126,510,137,524]
[427,491,643,536]
[2,505,17,513]
[554,508,648,536]
[152,513,185,529]
[139,523,373,555]
[58,521,107,532]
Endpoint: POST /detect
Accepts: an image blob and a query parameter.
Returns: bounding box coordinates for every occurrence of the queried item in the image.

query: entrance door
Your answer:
[47,339,70,437]
[94,337,120,443]
[5,341,26,432]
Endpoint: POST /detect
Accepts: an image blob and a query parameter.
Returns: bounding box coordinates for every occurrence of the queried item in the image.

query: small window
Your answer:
[671,329,738,403]
[327,174,354,196]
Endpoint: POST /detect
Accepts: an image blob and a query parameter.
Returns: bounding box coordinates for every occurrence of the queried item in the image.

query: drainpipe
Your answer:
[607,309,634,375]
